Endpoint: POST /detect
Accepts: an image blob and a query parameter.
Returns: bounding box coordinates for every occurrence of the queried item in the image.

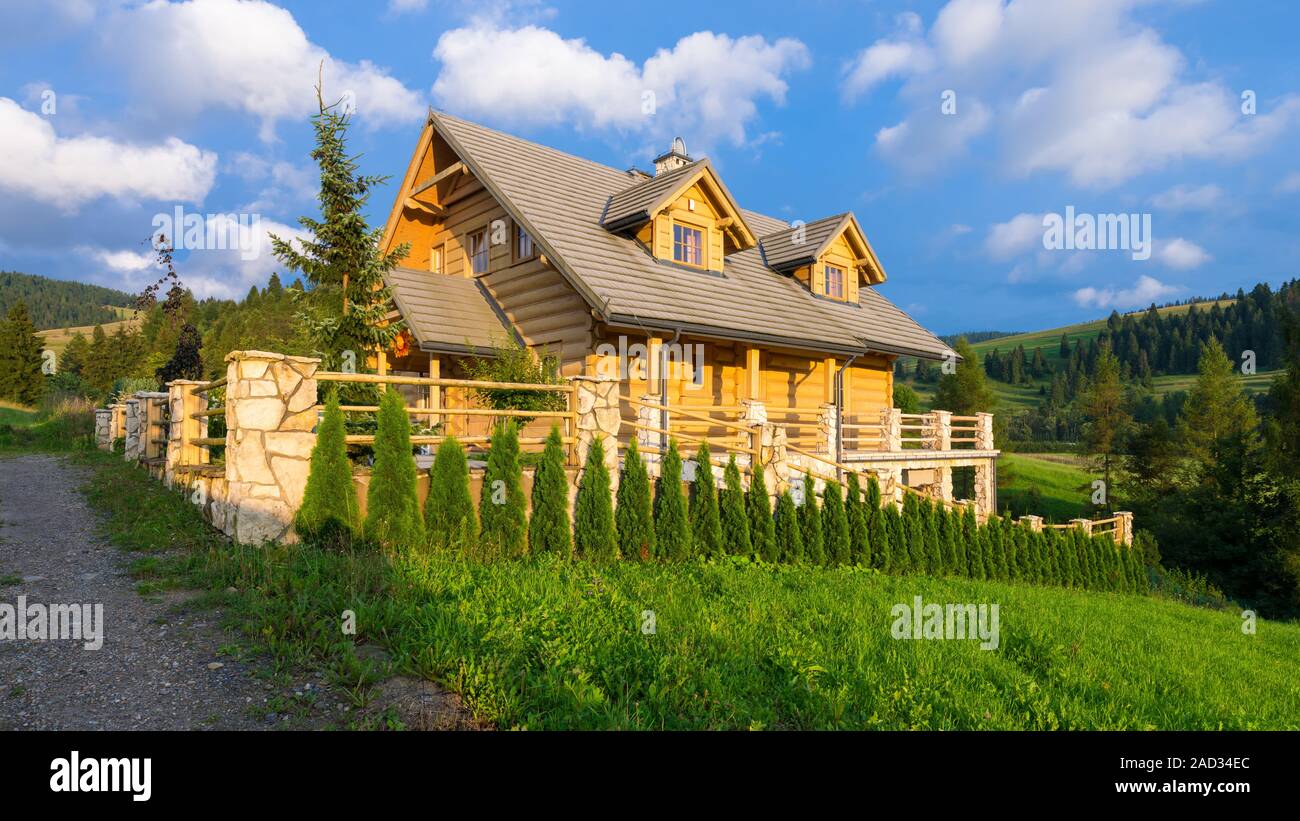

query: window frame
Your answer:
[823,263,845,300]
[429,243,445,275]
[671,219,706,269]
[513,222,536,264]
[466,227,489,276]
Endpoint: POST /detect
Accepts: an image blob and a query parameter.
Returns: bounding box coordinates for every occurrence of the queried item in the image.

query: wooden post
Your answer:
[823,357,836,405]
[746,346,761,401]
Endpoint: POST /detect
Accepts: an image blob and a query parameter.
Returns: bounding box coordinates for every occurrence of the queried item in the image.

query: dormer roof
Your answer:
[601,157,758,252]
[760,212,886,284]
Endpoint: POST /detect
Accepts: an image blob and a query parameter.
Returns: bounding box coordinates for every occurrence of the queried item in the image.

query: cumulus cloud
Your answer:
[431,25,809,149]
[0,98,217,210]
[105,0,424,141]
[1155,237,1211,270]
[1072,275,1180,310]
[1151,183,1224,211]
[985,212,1045,260]
[842,0,1300,186]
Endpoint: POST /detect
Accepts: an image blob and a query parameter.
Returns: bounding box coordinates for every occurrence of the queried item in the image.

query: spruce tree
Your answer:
[822,479,850,566]
[574,434,617,561]
[479,420,528,558]
[845,473,869,565]
[798,473,825,565]
[747,466,778,562]
[615,438,654,561]
[0,301,45,405]
[528,426,572,556]
[363,387,424,550]
[653,438,691,561]
[774,490,803,563]
[295,387,359,548]
[719,454,752,556]
[425,435,477,553]
[688,443,723,558]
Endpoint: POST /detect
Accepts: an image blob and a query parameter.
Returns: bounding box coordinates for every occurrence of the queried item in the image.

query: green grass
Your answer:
[71,447,1300,730]
[0,401,38,428]
[998,453,1095,522]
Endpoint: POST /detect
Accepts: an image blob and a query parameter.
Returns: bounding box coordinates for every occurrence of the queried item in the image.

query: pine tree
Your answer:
[615,438,654,561]
[85,325,112,395]
[60,330,90,378]
[822,479,850,566]
[528,425,572,556]
[798,473,825,565]
[866,479,889,570]
[295,387,359,549]
[747,466,778,562]
[934,338,996,416]
[688,443,723,558]
[845,473,869,565]
[573,434,617,561]
[479,420,528,558]
[424,435,477,553]
[653,438,691,561]
[719,454,751,556]
[774,490,803,563]
[363,387,423,550]
[0,301,45,405]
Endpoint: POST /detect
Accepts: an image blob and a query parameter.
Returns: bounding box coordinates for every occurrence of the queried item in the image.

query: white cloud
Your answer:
[843,0,1300,186]
[1072,275,1180,310]
[0,98,217,210]
[842,40,932,101]
[106,0,424,141]
[89,247,156,272]
[1277,172,1300,194]
[388,0,428,12]
[432,25,809,149]
[1151,183,1223,211]
[985,212,1045,260]
[1155,237,1211,270]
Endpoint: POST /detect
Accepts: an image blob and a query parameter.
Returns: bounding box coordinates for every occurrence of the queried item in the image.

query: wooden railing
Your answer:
[619,394,759,473]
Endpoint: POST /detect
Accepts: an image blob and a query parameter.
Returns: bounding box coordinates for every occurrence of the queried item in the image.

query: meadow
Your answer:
[997,452,1094,522]
[76,448,1300,731]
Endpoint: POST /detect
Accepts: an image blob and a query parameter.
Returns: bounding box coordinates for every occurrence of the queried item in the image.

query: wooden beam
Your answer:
[824,357,837,405]
[647,337,663,394]
[410,161,466,197]
[746,346,761,400]
[403,197,445,218]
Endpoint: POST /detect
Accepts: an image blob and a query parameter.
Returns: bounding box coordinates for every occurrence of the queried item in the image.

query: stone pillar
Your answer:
[1115,511,1133,546]
[881,406,901,453]
[570,374,621,496]
[223,351,320,544]
[818,402,838,458]
[1070,518,1093,535]
[636,394,662,477]
[123,397,142,461]
[768,425,791,496]
[94,409,112,450]
[976,412,995,450]
[1019,514,1044,532]
[973,458,994,518]
[933,410,952,450]
[878,465,904,507]
[166,379,209,488]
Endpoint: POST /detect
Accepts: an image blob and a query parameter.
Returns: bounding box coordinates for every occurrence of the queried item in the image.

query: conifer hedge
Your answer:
[363,387,424,551]
[616,438,654,561]
[479,420,528,558]
[425,435,477,553]
[574,434,617,561]
[296,387,359,550]
[689,443,723,558]
[653,438,691,561]
[528,426,572,557]
[719,455,751,557]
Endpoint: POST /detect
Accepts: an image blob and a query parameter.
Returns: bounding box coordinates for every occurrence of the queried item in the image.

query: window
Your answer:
[823,264,844,299]
[515,224,535,262]
[429,244,444,275]
[467,229,488,275]
[673,222,704,267]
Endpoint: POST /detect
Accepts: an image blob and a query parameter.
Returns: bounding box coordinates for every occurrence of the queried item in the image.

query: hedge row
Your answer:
[295,389,1148,593]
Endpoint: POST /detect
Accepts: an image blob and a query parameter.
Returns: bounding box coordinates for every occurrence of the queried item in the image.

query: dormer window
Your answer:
[673,222,704,267]
[515,224,535,263]
[823,264,844,299]
[467,228,489,275]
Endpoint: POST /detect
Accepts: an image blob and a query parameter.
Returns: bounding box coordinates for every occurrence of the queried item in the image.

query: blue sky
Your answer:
[2,0,1298,335]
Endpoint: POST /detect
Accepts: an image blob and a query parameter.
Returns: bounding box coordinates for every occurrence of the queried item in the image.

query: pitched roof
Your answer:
[601,160,703,229]
[427,111,954,361]
[759,213,851,272]
[387,266,512,355]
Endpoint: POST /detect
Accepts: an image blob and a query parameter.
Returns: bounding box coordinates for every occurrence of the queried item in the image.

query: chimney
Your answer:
[653,137,691,176]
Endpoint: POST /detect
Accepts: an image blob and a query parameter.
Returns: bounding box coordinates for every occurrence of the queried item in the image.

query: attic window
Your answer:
[673,222,704,267]
[823,264,844,299]
[515,224,535,263]
[467,228,489,275]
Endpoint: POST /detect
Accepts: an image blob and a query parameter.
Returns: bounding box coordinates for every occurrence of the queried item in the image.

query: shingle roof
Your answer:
[759,213,851,272]
[387,266,512,355]
[602,160,703,229]
[428,111,954,361]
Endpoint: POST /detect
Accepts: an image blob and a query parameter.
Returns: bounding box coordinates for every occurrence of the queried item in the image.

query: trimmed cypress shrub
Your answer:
[364,387,424,550]
[296,387,359,549]
[478,420,528,559]
[527,425,572,556]
[880,502,905,573]
[747,465,778,562]
[986,516,1007,580]
[798,473,825,566]
[615,438,654,561]
[867,483,889,571]
[574,434,617,561]
[688,443,724,558]
[921,500,942,574]
[822,479,850,566]
[774,490,803,563]
[1061,529,1082,587]
[936,506,956,575]
[1045,529,1064,585]
[719,454,751,556]
[961,504,981,579]
[900,494,923,573]
[653,438,691,561]
[424,435,477,553]
[845,473,869,566]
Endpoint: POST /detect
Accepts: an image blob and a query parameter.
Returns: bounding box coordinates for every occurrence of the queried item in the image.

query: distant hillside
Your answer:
[940,330,1021,346]
[0,271,136,329]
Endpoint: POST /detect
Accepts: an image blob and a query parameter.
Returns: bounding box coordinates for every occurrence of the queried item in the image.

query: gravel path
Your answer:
[0,454,345,730]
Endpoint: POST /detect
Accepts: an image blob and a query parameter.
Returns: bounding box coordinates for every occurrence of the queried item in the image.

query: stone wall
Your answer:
[570,374,620,495]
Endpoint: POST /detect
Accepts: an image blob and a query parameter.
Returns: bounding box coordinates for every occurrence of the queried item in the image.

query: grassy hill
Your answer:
[998,452,1094,521]
[36,306,141,356]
